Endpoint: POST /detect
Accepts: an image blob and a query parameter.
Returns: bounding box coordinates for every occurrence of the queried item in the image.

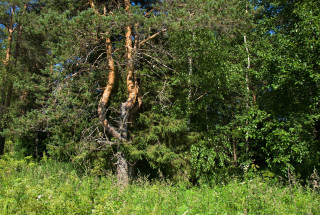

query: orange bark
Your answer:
[89,0,98,14]
[124,0,139,110]
[4,5,15,66]
[0,5,16,155]
[97,35,122,140]
[98,36,115,119]
[2,5,15,106]
[95,0,142,143]
[4,29,13,66]
[89,1,123,140]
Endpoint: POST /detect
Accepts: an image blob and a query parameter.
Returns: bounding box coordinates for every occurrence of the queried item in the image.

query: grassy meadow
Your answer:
[0,154,319,214]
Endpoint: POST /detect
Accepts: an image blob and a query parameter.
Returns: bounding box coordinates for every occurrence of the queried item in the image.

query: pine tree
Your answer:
[0,1,29,155]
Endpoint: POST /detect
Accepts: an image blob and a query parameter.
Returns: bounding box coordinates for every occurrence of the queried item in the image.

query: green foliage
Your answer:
[130,112,190,180]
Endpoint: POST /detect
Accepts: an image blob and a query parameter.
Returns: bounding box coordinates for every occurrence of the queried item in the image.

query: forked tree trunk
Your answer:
[95,0,140,188]
[94,0,163,187]
[115,0,140,188]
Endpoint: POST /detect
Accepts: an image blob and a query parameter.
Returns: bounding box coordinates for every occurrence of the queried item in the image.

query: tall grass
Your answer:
[0,154,319,214]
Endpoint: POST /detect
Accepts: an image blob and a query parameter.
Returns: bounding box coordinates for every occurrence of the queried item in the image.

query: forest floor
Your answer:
[0,154,319,215]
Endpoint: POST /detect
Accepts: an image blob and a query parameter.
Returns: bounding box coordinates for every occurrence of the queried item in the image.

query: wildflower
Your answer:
[36,195,43,201]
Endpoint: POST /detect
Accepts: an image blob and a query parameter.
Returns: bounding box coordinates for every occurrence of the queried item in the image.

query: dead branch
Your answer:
[139,28,167,46]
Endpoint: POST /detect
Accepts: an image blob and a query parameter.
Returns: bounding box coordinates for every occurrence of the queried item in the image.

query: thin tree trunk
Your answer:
[0,5,15,155]
[0,128,4,155]
[244,3,251,160]
[35,133,39,159]
[187,55,192,131]
[5,83,13,108]
[233,138,237,166]
[1,25,13,107]
[244,33,250,159]
[187,33,194,131]
[5,24,23,110]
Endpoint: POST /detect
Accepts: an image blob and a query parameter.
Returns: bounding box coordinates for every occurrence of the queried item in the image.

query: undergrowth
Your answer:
[0,154,319,214]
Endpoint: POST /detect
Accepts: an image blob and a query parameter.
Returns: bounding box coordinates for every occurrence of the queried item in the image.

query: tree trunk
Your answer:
[244,25,251,160]
[97,35,131,187]
[5,82,13,108]
[98,35,122,139]
[315,117,320,144]
[116,151,129,187]
[35,132,39,159]
[232,138,237,166]
[0,100,5,155]
[187,55,192,131]
[0,128,4,155]
[0,6,15,156]
[95,0,148,188]
[116,0,140,188]
[244,0,252,161]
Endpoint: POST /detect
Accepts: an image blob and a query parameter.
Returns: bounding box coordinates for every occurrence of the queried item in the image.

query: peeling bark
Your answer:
[120,1,140,129]
[124,25,139,111]
[4,29,13,66]
[1,26,13,107]
[98,36,123,140]
[116,0,140,188]
[94,0,165,187]
[98,37,115,121]
[129,93,142,116]
[124,0,139,110]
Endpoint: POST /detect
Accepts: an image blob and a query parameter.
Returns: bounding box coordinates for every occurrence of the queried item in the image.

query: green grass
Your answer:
[0,155,319,214]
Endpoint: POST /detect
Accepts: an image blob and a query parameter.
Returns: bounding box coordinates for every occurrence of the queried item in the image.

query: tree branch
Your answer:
[102,119,123,140]
[139,28,167,47]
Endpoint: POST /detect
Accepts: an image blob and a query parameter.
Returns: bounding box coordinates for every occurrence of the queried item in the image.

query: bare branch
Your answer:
[139,28,167,47]
[144,8,155,17]
[62,68,91,82]
[97,140,131,145]
[140,52,174,71]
